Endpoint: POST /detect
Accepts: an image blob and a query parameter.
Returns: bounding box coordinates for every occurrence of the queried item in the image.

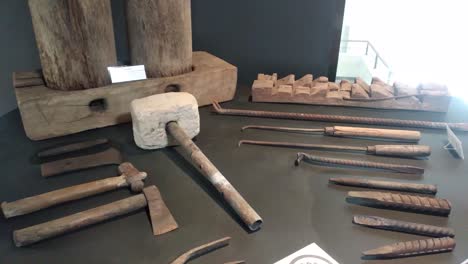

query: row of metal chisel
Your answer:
[222,103,455,260]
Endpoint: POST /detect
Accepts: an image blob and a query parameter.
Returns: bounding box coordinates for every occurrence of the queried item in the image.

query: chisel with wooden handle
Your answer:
[239,140,431,158]
[2,163,146,218]
[242,125,421,142]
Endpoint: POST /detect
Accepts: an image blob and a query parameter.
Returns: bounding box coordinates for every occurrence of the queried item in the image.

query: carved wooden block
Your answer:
[251,73,451,112]
[15,52,237,140]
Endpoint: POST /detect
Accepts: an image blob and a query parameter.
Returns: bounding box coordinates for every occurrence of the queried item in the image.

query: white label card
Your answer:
[446,125,464,160]
[274,243,340,264]
[108,65,147,83]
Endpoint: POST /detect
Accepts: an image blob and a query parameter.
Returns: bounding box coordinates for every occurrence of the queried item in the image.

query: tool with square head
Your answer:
[239,140,431,158]
[131,92,262,231]
[13,185,178,247]
[170,237,244,264]
[2,162,146,219]
[242,125,421,142]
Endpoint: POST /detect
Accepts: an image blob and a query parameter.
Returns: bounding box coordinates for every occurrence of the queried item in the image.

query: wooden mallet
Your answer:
[13,185,178,247]
[2,162,146,218]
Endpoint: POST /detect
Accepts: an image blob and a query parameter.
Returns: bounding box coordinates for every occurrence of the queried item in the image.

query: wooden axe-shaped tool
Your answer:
[13,185,178,247]
[2,162,146,219]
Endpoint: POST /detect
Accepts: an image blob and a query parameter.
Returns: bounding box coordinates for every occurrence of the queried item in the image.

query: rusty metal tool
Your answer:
[242,125,421,142]
[13,185,178,247]
[212,101,468,132]
[239,140,431,158]
[362,237,456,259]
[170,237,244,264]
[295,152,424,174]
[2,162,146,219]
[37,138,109,158]
[329,177,437,194]
[347,191,452,216]
[166,122,262,231]
[40,147,123,177]
[353,215,455,237]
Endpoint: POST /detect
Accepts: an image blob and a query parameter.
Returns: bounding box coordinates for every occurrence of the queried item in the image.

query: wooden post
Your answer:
[126,0,192,78]
[28,0,117,90]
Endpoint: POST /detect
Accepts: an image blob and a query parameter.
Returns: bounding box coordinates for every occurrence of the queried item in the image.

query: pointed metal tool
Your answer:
[170,237,233,264]
[329,177,437,194]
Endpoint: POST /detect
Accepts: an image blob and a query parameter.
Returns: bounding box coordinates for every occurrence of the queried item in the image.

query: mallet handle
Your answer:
[2,176,128,219]
[13,194,147,247]
[325,126,421,142]
[167,122,263,231]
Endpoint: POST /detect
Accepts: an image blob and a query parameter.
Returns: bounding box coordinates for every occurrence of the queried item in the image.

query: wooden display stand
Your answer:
[15,52,237,140]
[252,74,451,112]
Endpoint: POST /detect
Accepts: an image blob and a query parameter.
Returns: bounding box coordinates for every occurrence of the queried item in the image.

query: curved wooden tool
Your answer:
[347,191,452,216]
[13,185,177,247]
[170,237,231,264]
[353,215,455,237]
[362,237,456,259]
[295,152,424,174]
[239,140,431,158]
[242,125,421,142]
[2,163,146,219]
[41,147,123,177]
[329,177,437,194]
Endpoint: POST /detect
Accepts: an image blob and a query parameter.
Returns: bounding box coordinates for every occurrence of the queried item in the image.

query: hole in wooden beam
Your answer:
[165,84,181,93]
[89,98,107,112]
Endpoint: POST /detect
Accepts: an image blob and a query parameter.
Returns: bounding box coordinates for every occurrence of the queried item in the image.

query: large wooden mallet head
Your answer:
[130,92,200,149]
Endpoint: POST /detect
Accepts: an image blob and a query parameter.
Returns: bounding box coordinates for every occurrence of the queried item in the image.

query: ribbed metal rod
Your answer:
[241,125,324,133]
[212,101,468,132]
[239,140,366,152]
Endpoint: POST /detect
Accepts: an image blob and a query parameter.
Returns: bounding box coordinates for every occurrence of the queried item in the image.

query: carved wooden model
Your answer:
[251,74,451,112]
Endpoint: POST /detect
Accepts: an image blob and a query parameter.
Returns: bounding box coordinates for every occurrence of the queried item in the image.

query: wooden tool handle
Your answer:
[2,176,127,219]
[367,145,431,157]
[13,194,147,247]
[324,126,421,142]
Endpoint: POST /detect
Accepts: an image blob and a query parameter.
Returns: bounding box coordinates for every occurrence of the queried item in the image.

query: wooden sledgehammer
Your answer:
[13,185,178,247]
[2,162,146,218]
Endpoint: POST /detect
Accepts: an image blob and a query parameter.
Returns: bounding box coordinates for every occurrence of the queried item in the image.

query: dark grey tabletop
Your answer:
[1,85,467,264]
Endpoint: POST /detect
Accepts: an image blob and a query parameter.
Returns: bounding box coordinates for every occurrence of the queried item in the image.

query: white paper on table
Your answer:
[461,259,468,264]
[273,243,340,264]
[107,65,147,83]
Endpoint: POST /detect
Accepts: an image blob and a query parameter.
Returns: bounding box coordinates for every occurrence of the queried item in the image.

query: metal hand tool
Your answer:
[212,101,468,132]
[13,186,178,247]
[347,191,452,216]
[242,125,421,142]
[170,237,244,264]
[239,140,431,158]
[2,162,146,218]
[362,237,455,259]
[37,138,109,158]
[41,147,123,177]
[295,152,425,174]
[329,177,437,194]
[353,215,455,237]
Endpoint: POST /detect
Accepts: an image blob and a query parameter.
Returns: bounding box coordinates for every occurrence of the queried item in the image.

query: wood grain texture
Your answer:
[28,0,117,90]
[13,194,148,247]
[126,0,192,78]
[252,74,451,112]
[325,126,421,142]
[14,52,237,140]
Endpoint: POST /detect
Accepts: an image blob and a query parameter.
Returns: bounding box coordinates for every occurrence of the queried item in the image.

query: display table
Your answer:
[1,85,467,263]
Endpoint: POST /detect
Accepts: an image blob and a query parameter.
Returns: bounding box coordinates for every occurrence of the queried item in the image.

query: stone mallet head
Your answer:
[2,162,146,219]
[131,92,263,231]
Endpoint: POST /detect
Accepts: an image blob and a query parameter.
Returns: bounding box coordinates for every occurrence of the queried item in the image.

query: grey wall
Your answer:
[0,0,345,116]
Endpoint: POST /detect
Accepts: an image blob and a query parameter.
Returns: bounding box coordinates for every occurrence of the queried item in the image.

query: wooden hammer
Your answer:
[13,185,178,247]
[2,162,146,219]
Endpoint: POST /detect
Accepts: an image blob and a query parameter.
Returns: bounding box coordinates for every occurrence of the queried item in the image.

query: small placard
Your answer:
[108,65,147,83]
[274,243,340,264]
[446,125,464,160]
